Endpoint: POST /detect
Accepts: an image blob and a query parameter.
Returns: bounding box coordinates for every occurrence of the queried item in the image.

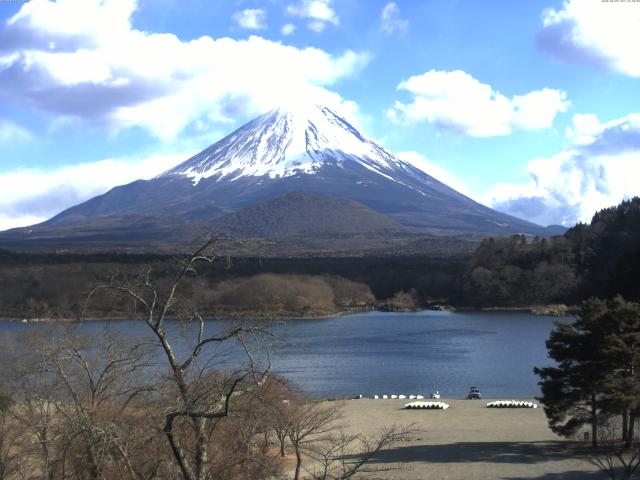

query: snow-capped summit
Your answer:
[161,104,404,184]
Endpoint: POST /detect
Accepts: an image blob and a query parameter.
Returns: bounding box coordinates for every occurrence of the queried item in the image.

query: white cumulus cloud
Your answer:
[485,113,640,226]
[388,70,569,137]
[538,0,640,77]
[0,0,367,139]
[232,9,267,30]
[0,152,188,231]
[286,0,339,32]
[380,2,408,35]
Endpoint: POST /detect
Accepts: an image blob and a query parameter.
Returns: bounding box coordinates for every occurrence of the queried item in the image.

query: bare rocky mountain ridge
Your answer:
[0,104,562,253]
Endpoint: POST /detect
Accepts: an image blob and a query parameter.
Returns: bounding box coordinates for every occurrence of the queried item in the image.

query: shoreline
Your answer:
[478,304,578,316]
[0,303,577,323]
[0,307,371,324]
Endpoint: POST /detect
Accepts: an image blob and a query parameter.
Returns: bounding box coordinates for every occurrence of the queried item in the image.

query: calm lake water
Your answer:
[0,310,561,399]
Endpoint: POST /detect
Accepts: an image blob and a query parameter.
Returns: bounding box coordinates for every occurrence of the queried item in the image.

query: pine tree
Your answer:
[597,297,640,447]
[535,297,640,448]
[534,299,610,447]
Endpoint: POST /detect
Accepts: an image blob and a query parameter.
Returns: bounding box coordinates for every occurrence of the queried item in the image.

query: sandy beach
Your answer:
[338,398,602,480]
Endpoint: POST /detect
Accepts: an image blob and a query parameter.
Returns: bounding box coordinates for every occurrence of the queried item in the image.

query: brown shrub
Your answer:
[212,274,374,313]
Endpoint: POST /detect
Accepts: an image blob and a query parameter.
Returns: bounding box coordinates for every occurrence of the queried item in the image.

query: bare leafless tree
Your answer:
[260,377,303,458]
[6,365,60,480]
[305,425,419,480]
[45,330,155,478]
[588,415,640,480]
[1,326,165,480]
[84,237,278,480]
[285,401,343,480]
[280,398,419,480]
[0,394,24,480]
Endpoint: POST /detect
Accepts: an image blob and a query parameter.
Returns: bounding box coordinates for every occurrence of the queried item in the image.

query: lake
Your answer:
[0,310,562,399]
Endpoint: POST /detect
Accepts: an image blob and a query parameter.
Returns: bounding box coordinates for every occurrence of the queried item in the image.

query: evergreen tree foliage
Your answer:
[535,299,609,447]
[535,297,640,448]
[597,297,640,447]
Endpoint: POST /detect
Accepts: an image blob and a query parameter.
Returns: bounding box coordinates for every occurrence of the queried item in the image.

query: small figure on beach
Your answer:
[431,390,441,399]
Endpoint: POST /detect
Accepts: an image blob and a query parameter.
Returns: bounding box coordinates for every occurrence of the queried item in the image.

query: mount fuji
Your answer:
[0,104,558,251]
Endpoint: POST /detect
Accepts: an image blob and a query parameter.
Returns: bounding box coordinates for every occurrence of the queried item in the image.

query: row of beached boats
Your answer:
[404,401,450,409]
[401,399,538,410]
[372,394,426,400]
[485,400,538,408]
[364,387,537,409]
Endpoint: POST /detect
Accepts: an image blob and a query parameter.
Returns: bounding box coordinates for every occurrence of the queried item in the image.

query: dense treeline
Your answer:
[463,197,640,307]
[1,197,639,318]
[463,235,578,306]
[0,253,467,319]
[0,267,376,320]
[570,199,640,300]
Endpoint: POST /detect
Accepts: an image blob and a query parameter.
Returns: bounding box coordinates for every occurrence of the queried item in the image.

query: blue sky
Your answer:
[0,0,639,229]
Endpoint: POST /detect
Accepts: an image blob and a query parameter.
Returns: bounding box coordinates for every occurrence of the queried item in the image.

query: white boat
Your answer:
[431,390,441,399]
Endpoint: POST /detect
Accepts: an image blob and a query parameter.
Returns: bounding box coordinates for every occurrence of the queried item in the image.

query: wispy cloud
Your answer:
[380,2,408,35]
[232,9,267,30]
[0,152,189,231]
[0,118,32,144]
[286,0,339,32]
[388,69,568,137]
[281,23,296,35]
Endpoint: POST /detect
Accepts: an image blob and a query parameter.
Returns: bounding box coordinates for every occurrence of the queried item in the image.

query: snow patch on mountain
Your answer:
[160,104,412,185]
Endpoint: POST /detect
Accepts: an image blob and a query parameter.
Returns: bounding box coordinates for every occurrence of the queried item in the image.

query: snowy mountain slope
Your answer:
[161,105,404,183]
